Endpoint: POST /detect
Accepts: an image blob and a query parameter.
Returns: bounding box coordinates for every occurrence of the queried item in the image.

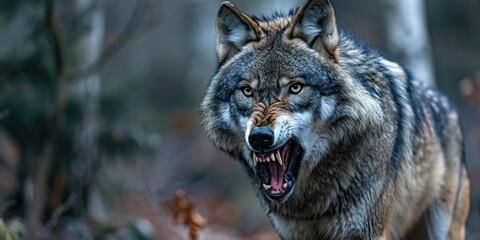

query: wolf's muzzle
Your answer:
[248,127,274,151]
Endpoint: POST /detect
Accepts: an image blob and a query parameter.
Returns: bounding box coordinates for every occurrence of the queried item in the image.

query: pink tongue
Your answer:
[268,161,287,189]
[268,144,289,190]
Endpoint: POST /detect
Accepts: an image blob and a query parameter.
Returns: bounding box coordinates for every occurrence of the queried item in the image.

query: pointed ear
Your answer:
[290,0,339,61]
[216,1,260,63]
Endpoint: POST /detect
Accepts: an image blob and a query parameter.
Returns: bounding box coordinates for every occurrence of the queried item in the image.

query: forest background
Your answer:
[0,0,479,239]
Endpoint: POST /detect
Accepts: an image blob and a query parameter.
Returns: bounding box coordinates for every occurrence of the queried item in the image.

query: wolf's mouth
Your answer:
[252,140,304,202]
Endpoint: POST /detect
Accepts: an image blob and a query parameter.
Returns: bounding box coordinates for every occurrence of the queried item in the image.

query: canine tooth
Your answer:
[276,151,283,165]
[283,183,287,188]
[270,153,275,161]
[253,153,257,166]
[263,184,272,190]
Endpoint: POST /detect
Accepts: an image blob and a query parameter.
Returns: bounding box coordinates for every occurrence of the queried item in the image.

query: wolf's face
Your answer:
[201,0,383,203]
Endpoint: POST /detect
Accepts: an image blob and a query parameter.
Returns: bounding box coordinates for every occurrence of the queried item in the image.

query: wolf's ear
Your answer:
[216,1,260,63]
[290,0,339,61]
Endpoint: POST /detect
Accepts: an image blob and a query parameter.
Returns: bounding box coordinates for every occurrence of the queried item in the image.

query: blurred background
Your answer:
[0,0,479,239]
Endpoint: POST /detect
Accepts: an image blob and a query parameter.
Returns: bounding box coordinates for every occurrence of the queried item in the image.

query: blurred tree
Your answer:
[0,0,150,238]
[70,0,104,192]
[0,0,478,239]
[381,0,436,86]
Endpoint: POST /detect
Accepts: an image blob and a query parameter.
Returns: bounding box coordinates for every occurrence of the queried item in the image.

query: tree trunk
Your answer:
[382,0,436,86]
[67,0,105,226]
[71,0,104,166]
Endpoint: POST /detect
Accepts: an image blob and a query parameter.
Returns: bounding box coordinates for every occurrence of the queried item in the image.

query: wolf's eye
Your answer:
[290,83,303,94]
[242,87,253,97]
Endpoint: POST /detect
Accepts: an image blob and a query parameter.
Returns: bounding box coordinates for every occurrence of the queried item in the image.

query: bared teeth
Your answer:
[283,183,287,189]
[263,184,272,190]
[276,151,282,165]
[253,150,284,165]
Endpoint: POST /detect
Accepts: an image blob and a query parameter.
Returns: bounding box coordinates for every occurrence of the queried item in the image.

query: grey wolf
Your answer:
[200,0,470,239]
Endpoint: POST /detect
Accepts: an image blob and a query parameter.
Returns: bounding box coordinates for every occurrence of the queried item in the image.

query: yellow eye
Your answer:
[242,87,253,97]
[290,83,303,94]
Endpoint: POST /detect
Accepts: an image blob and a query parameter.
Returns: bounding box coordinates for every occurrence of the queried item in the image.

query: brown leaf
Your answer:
[167,190,206,240]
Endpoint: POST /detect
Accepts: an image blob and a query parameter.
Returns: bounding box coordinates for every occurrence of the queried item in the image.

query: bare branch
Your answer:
[65,0,200,83]
[26,0,68,238]
[45,192,78,231]
[66,0,149,82]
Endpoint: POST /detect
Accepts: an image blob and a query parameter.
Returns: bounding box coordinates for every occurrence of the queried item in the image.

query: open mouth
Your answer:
[252,140,304,201]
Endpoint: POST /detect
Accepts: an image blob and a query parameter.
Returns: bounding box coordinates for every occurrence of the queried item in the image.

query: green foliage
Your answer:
[0,224,19,240]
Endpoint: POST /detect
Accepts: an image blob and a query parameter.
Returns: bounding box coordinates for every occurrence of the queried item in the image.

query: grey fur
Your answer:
[200,0,470,239]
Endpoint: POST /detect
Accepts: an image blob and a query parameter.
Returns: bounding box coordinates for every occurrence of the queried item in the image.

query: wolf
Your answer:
[200,0,470,239]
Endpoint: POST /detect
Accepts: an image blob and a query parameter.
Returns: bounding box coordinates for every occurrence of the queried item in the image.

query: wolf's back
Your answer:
[370,55,469,239]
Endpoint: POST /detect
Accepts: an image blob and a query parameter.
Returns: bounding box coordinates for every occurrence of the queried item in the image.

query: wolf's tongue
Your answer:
[268,144,289,190]
[268,161,287,189]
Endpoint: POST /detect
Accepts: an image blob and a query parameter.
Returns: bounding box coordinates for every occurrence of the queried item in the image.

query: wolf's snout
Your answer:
[248,127,274,150]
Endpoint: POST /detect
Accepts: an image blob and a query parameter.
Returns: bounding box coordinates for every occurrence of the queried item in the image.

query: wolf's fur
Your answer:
[200,0,470,239]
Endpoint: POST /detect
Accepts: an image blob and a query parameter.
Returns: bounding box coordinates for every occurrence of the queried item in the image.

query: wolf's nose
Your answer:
[249,127,274,150]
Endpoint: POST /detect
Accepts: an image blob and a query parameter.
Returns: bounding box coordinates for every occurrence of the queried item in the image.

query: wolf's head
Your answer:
[200,0,383,203]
